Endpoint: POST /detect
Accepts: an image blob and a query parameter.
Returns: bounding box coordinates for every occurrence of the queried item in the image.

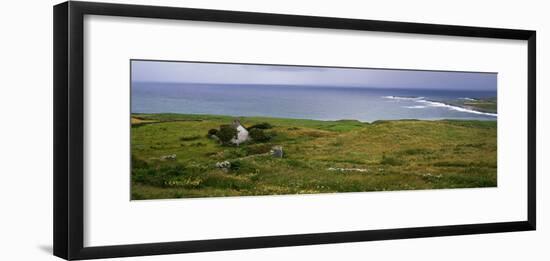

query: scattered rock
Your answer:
[271,146,283,158]
[216,161,231,172]
[420,173,442,178]
[231,119,250,145]
[328,167,368,173]
[160,154,176,161]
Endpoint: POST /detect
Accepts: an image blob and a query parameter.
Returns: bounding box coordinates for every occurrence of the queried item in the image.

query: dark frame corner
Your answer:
[54,1,536,260]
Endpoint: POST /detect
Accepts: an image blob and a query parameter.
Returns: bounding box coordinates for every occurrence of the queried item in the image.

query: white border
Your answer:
[84,15,528,247]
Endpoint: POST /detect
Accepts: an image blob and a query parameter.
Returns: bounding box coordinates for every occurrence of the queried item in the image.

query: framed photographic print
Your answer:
[54,1,536,260]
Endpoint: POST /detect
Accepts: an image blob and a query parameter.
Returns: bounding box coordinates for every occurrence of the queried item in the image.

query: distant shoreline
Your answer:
[383,95,497,116]
[420,99,497,117]
[131,112,496,125]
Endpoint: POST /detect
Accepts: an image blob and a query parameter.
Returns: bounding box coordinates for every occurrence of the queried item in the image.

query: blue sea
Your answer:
[131,82,497,123]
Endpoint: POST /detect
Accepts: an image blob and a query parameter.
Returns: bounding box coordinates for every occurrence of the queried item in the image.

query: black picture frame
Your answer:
[53,1,536,260]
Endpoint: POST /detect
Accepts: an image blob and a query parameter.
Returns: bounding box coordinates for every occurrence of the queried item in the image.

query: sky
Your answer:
[131,60,497,91]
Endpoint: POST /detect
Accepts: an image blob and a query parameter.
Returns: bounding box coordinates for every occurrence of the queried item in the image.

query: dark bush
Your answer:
[229,160,242,171]
[132,168,160,186]
[225,148,246,158]
[228,160,255,173]
[207,128,218,136]
[217,125,238,145]
[249,128,271,142]
[248,122,273,130]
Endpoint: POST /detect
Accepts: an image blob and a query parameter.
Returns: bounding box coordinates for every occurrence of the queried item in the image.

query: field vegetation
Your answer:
[131,113,497,200]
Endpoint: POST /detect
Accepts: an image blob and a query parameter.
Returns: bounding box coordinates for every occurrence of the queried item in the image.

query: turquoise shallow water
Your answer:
[131,82,497,123]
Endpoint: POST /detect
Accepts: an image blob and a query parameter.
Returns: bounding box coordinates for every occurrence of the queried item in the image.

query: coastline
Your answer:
[131,111,496,125]
[382,95,497,117]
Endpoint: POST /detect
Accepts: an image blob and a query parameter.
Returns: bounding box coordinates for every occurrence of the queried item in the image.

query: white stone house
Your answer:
[231,119,249,145]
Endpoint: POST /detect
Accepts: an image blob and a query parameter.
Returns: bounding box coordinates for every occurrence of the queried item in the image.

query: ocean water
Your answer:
[131,82,497,123]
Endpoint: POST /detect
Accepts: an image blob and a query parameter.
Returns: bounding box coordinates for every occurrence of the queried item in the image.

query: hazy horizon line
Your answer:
[132,81,497,92]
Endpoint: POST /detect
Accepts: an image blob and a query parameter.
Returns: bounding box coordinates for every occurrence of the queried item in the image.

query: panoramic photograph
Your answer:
[130,60,497,200]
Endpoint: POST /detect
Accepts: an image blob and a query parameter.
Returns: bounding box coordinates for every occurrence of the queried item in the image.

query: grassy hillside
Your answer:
[131,113,497,200]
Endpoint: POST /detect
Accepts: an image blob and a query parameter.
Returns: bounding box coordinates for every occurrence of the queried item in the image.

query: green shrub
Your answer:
[249,122,273,130]
[229,160,242,171]
[132,168,159,186]
[217,125,238,145]
[207,128,218,136]
[227,148,247,158]
[249,128,271,142]
[229,160,256,173]
[161,165,186,177]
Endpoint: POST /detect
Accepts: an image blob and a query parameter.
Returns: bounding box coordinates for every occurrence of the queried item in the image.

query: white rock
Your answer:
[230,120,249,145]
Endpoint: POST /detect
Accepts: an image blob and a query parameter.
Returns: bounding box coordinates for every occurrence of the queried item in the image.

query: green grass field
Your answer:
[130,113,497,200]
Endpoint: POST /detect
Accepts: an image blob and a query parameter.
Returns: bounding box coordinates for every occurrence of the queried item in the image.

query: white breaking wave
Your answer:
[383,96,425,101]
[403,105,427,109]
[416,100,497,117]
[385,95,497,117]
[458,97,478,101]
